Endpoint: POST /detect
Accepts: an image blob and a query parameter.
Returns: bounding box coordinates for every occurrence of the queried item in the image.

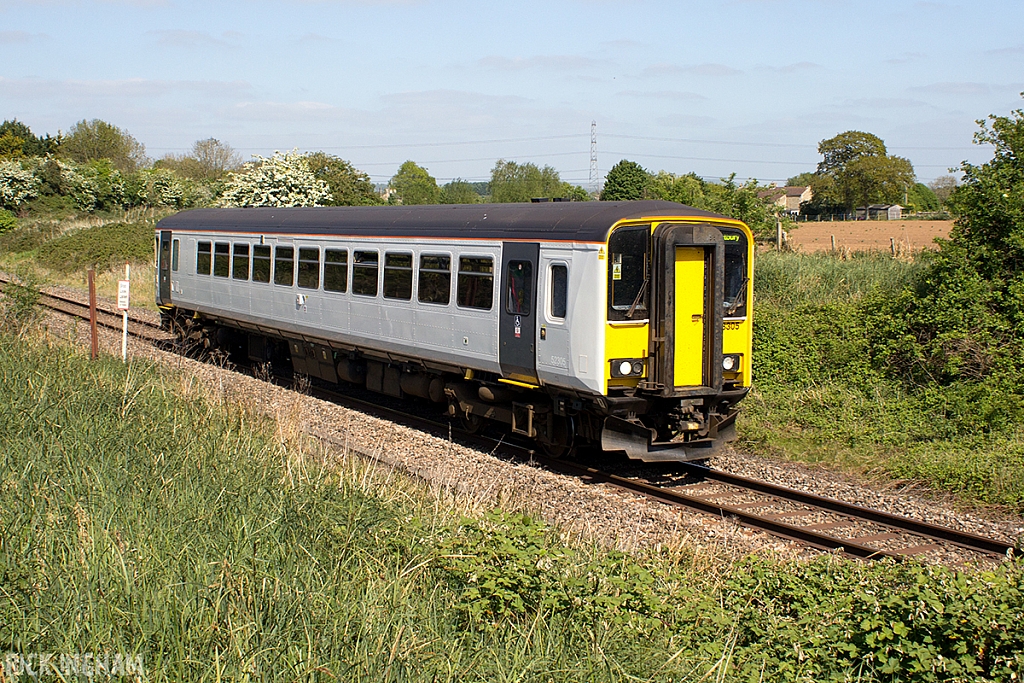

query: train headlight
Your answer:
[722,354,741,372]
[610,358,645,378]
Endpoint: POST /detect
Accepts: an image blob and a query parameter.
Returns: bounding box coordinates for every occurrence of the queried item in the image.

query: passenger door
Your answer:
[498,242,539,383]
[158,231,172,304]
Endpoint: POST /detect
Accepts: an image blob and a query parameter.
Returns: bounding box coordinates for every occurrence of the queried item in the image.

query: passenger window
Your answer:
[324,249,348,292]
[550,264,568,319]
[274,246,294,286]
[171,239,179,272]
[232,244,249,280]
[298,247,320,289]
[457,256,493,310]
[196,241,211,275]
[505,260,532,315]
[383,252,412,300]
[213,242,230,278]
[252,245,271,283]
[418,254,451,305]
[352,250,379,296]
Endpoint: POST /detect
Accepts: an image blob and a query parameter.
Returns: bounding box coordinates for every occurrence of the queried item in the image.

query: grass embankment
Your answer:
[0,211,165,310]
[744,250,1024,509]
[1,322,1023,680]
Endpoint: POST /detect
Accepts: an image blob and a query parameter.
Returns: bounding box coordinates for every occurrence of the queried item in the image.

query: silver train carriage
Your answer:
[155,200,754,461]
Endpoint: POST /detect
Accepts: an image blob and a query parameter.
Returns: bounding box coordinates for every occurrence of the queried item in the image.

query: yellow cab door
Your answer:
[673,246,706,387]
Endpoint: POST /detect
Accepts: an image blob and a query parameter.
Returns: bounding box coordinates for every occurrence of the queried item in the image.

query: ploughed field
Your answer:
[787,219,954,252]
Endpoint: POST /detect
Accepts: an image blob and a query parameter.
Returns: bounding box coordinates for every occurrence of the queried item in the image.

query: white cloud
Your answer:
[642,62,742,78]
[477,55,607,71]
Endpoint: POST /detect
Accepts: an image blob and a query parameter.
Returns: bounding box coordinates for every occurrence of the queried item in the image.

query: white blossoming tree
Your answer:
[218,150,332,207]
[0,160,40,209]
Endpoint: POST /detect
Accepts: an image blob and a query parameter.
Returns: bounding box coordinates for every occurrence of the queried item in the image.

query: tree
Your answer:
[389,161,440,205]
[813,131,915,211]
[600,160,651,201]
[786,171,818,187]
[868,102,1024,400]
[0,160,40,209]
[60,119,148,173]
[439,178,480,204]
[0,120,57,158]
[489,160,564,203]
[219,150,331,207]
[649,171,785,240]
[929,175,958,205]
[305,152,382,206]
[905,182,939,212]
[562,184,591,201]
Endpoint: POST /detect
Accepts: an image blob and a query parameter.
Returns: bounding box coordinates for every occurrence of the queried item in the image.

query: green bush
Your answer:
[36,221,153,273]
[0,208,16,234]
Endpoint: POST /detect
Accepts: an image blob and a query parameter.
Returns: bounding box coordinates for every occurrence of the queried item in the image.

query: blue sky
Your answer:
[1,0,1021,187]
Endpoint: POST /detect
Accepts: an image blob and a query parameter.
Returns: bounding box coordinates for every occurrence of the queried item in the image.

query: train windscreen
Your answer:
[721,229,748,318]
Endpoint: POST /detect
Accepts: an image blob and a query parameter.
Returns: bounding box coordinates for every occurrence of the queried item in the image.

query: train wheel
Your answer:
[540,416,575,459]
[459,411,483,434]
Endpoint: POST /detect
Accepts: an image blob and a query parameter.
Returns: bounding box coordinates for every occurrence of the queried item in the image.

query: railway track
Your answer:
[1,275,171,344]
[21,280,1018,565]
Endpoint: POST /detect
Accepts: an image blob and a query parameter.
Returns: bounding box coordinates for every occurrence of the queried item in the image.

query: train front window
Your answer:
[607,226,649,321]
[722,230,749,318]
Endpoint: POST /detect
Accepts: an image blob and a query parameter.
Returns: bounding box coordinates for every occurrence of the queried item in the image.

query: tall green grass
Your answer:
[744,250,1024,508]
[2,329,1022,681]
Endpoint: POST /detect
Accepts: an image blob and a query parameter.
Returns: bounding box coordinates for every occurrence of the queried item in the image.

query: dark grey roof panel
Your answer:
[156,201,730,242]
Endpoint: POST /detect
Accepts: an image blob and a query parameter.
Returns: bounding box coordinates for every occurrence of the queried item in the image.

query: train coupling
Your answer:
[600,414,737,463]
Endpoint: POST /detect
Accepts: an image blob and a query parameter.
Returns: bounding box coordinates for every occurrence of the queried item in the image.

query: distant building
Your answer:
[856,204,903,220]
[757,185,813,215]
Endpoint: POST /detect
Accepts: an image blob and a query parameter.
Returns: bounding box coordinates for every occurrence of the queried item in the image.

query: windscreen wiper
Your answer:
[626,278,649,319]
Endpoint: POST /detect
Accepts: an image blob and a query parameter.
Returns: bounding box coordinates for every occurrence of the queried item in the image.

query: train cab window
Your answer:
[298,247,320,289]
[457,256,493,310]
[213,242,230,278]
[550,264,568,319]
[232,244,250,280]
[383,252,413,300]
[418,254,451,305]
[722,229,749,318]
[196,241,212,275]
[352,250,379,297]
[252,245,271,283]
[607,227,649,321]
[171,239,179,272]
[274,246,294,286]
[505,260,532,315]
[324,249,348,292]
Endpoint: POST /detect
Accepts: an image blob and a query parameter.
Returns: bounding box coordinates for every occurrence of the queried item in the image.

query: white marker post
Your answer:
[117,263,130,362]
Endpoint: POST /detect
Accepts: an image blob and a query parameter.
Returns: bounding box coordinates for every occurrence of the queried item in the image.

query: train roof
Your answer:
[156,200,733,242]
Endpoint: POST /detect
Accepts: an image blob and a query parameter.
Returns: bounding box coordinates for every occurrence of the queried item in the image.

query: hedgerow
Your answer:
[35,221,153,273]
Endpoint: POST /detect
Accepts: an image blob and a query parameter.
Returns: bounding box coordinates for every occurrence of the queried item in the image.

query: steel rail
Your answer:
[674,462,1015,557]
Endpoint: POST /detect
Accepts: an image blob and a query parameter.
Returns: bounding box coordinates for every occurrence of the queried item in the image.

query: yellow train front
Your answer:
[155,200,752,461]
[595,208,753,461]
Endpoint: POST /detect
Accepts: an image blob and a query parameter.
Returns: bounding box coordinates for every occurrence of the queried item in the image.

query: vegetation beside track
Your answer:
[0,327,1022,682]
[743,106,1024,510]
